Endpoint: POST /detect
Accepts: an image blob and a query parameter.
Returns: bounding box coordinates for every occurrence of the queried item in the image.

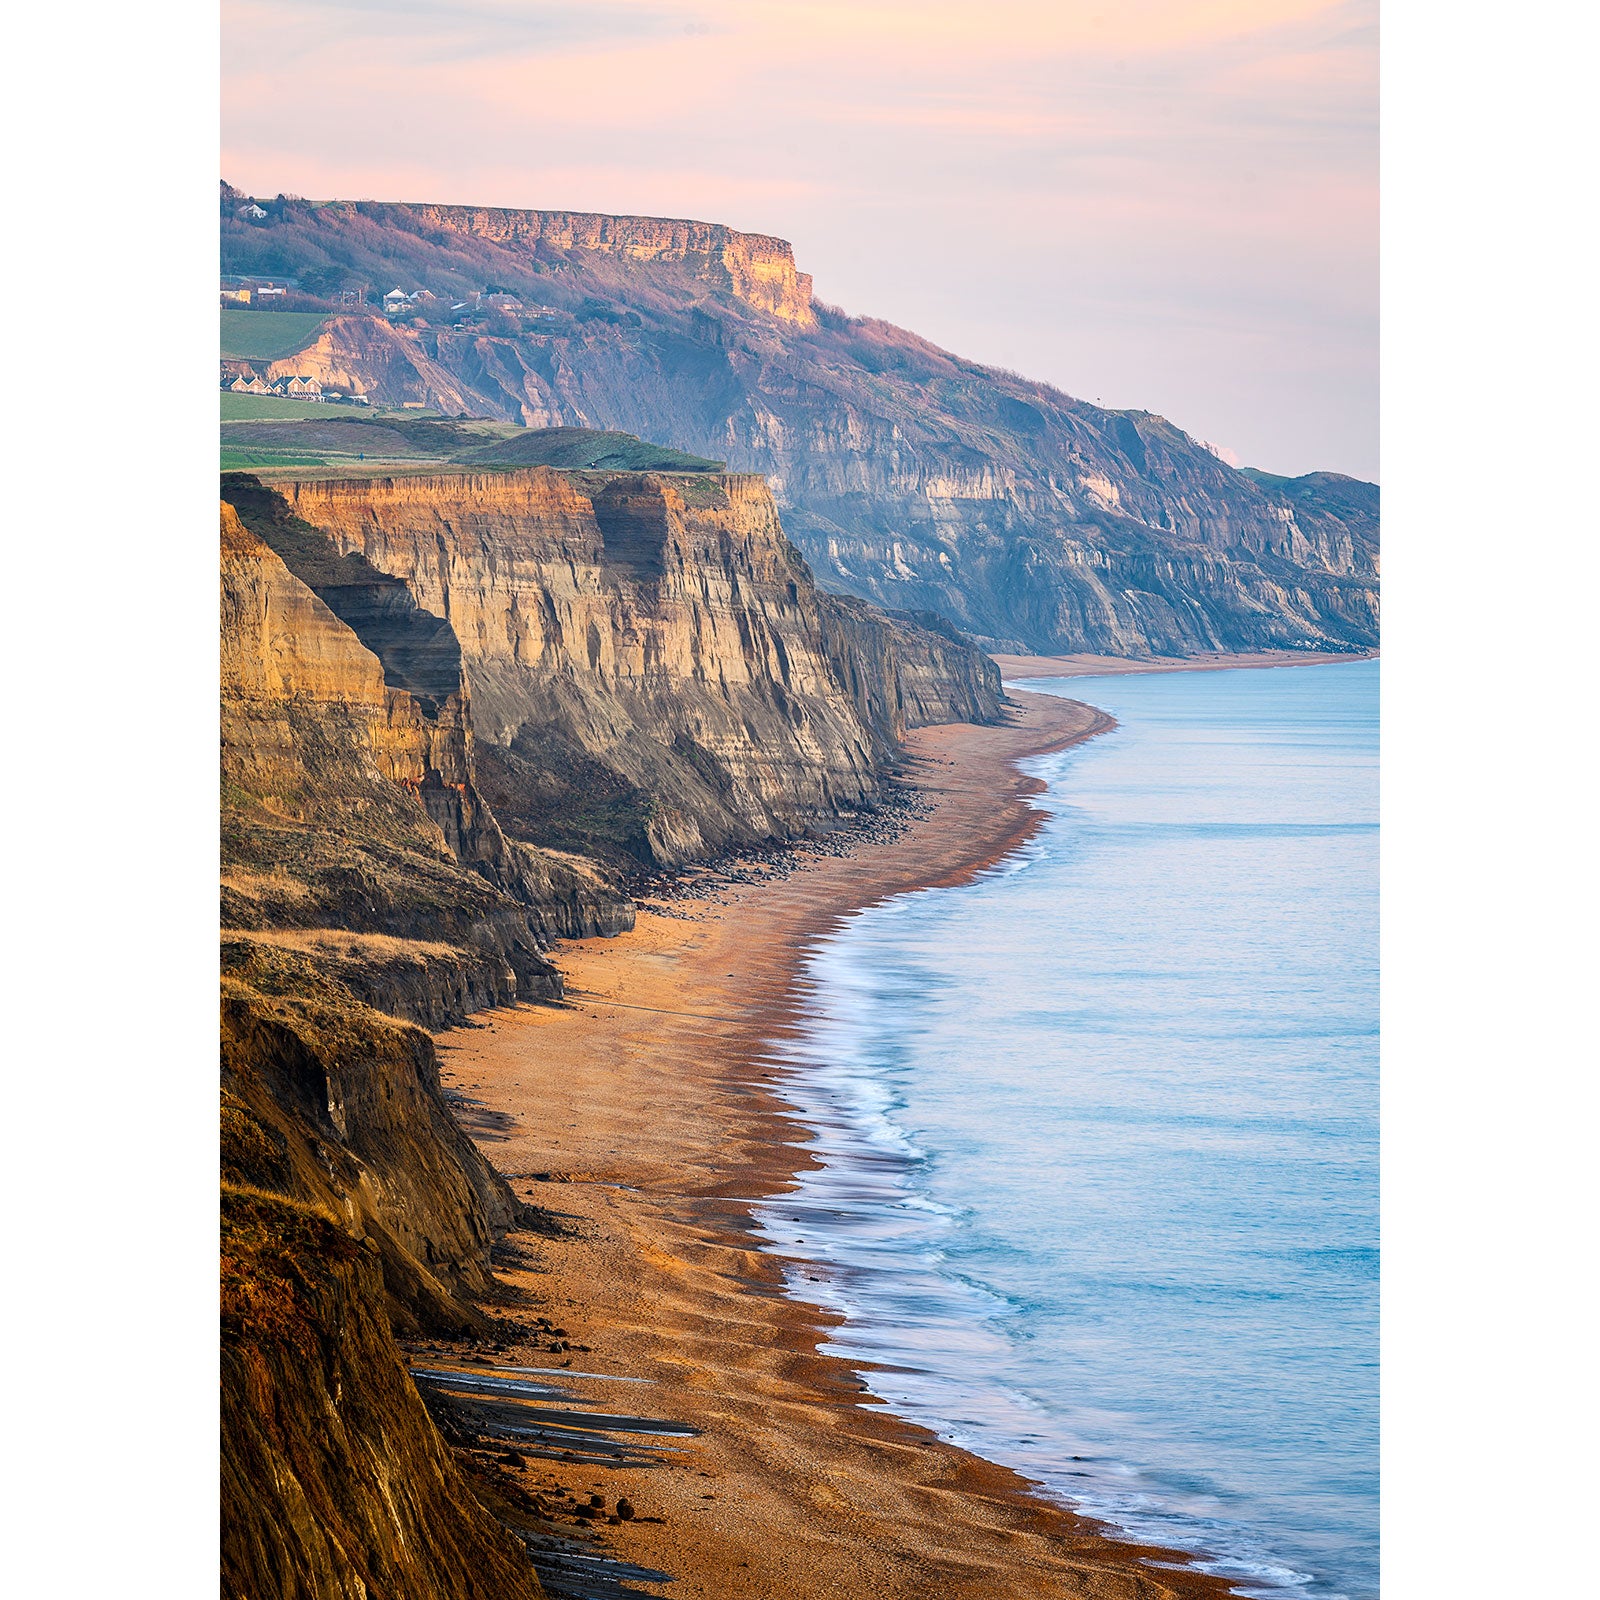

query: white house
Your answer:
[383,287,409,308]
[237,203,267,220]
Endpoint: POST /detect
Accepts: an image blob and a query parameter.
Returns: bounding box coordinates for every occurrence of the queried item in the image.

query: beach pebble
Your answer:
[615,1498,635,1521]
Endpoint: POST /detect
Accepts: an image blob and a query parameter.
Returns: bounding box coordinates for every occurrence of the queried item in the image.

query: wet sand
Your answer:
[434,691,1238,1600]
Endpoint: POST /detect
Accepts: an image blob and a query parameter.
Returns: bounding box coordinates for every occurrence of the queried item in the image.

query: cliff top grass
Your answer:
[223,414,726,480]
[221,308,331,359]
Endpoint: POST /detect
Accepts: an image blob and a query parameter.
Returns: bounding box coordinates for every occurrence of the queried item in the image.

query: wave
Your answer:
[752,929,1369,1600]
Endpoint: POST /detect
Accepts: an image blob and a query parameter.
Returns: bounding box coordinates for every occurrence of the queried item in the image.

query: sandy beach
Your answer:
[427,690,1240,1600]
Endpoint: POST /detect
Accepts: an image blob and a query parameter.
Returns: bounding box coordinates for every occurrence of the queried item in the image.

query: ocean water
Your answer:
[753,661,1378,1599]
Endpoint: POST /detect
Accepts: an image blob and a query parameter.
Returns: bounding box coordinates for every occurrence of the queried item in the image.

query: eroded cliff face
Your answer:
[401,204,816,324]
[221,957,519,1333]
[220,496,577,1315]
[217,464,998,1600]
[222,497,632,982]
[264,314,477,413]
[263,467,1002,867]
[222,1188,544,1600]
[222,505,560,1600]
[222,195,1376,656]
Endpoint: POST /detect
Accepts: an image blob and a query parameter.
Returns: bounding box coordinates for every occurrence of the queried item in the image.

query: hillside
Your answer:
[222,186,1379,656]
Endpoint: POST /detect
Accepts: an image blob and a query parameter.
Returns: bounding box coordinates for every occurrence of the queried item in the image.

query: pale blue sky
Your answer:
[224,0,1377,478]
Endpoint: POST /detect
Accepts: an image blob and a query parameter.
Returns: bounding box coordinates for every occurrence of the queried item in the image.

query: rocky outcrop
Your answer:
[221,496,633,965]
[222,505,559,1599]
[222,1186,544,1600]
[252,467,1003,867]
[399,204,816,324]
[222,192,1377,656]
[221,956,521,1331]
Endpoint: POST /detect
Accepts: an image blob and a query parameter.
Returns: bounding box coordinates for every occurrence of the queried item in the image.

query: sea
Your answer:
[752,661,1378,1600]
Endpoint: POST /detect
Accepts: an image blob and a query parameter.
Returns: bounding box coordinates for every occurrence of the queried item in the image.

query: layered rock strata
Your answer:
[222,504,563,1599]
[221,496,631,979]
[256,467,1003,867]
[221,192,1378,656]
[218,460,1000,1600]
[398,203,817,324]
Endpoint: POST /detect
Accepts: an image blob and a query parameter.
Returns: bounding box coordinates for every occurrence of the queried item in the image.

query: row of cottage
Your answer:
[220,361,367,403]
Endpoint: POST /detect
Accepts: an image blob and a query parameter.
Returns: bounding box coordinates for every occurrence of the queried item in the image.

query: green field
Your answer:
[220,310,330,360]
[220,449,343,471]
[218,414,728,481]
[221,392,358,420]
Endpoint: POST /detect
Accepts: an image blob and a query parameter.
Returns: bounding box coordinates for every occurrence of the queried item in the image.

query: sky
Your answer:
[222,0,1377,479]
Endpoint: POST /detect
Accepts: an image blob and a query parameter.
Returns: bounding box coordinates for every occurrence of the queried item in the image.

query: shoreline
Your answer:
[992,647,1377,679]
[431,691,1241,1599]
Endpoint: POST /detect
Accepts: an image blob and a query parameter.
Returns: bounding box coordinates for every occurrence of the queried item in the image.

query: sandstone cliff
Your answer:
[219,465,1000,1596]
[222,502,567,1600]
[248,467,1002,868]
[222,1186,545,1600]
[222,496,632,987]
[220,495,583,1316]
[397,203,816,323]
[222,192,1377,656]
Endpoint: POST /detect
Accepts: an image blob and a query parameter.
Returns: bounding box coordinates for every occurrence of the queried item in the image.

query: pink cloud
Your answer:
[221,0,1376,476]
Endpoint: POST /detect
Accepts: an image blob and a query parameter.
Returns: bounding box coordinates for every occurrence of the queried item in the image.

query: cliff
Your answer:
[218,461,1000,1597]
[221,496,632,985]
[222,503,568,1599]
[242,467,1002,868]
[222,191,1377,656]
[222,1187,544,1600]
[398,203,816,324]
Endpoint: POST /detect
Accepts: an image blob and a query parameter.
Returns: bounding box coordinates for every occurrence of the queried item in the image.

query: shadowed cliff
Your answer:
[221,500,586,1600]
[230,467,1003,869]
[221,188,1378,656]
[221,499,631,1012]
[222,1187,545,1600]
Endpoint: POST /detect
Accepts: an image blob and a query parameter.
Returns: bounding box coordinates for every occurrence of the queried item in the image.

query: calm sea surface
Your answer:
[753,661,1378,1599]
